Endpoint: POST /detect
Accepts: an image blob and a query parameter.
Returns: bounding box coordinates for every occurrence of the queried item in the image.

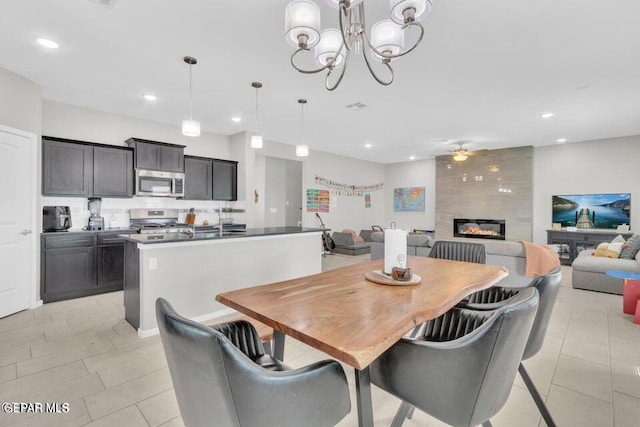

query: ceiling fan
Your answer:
[449,142,471,162]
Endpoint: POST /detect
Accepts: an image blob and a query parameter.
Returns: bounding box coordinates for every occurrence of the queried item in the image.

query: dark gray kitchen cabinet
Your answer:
[126,138,185,172]
[42,138,93,196]
[96,233,127,289]
[212,159,238,201]
[184,156,213,200]
[41,231,134,303]
[93,146,134,197]
[41,234,96,303]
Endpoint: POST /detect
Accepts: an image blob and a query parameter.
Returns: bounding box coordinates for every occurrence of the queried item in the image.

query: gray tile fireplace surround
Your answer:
[436,146,533,241]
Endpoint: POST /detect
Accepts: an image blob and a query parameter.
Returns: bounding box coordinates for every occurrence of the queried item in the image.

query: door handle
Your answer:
[20,229,32,235]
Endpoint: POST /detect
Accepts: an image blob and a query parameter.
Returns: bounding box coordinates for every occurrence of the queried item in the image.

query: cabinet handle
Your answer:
[20,229,32,235]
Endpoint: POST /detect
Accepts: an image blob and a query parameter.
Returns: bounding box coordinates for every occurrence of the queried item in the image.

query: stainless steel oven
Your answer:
[135,169,184,197]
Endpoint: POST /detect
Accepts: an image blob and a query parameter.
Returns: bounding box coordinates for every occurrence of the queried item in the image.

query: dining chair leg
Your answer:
[481,421,493,427]
[262,340,272,355]
[390,401,412,427]
[518,363,557,427]
[406,405,415,419]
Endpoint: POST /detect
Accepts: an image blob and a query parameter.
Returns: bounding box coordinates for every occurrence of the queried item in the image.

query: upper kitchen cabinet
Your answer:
[42,136,134,198]
[184,156,213,200]
[126,138,185,172]
[42,137,93,196]
[93,146,134,197]
[212,159,238,201]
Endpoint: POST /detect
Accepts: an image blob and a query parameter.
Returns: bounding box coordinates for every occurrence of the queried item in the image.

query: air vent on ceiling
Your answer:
[88,0,117,9]
[346,102,368,111]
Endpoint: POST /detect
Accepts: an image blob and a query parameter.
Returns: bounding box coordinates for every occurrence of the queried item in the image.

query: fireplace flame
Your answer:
[461,226,499,236]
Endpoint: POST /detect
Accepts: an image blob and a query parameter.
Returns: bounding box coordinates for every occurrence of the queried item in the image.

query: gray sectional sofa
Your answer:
[571,248,640,295]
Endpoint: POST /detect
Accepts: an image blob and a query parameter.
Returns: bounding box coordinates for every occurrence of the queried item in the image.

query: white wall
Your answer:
[42,100,231,159]
[254,136,386,232]
[533,136,640,243]
[384,159,436,231]
[0,67,41,135]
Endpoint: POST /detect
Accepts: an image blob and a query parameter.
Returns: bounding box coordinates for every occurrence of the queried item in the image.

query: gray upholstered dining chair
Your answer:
[370,288,539,427]
[458,266,563,426]
[428,240,487,264]
[156,298,351,427]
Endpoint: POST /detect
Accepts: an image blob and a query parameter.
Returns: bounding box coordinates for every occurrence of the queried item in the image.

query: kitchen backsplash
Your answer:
[41,197,246,230]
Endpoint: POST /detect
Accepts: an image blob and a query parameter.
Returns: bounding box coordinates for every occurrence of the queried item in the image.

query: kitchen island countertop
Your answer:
[120,226,323,244]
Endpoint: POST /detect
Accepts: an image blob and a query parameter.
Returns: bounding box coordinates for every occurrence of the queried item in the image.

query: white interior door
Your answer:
[0,125,36,318]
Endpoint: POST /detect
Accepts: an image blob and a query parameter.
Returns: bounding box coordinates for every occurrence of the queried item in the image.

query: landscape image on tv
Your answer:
[552,193,631,229]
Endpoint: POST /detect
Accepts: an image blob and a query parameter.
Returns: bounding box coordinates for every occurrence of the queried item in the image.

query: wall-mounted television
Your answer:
[552,193,631,229]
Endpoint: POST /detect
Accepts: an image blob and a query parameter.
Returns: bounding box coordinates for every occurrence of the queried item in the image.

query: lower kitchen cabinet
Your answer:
[41,231,133,303]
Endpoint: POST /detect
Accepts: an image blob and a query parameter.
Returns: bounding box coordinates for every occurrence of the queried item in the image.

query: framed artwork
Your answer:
[394,187,425,212]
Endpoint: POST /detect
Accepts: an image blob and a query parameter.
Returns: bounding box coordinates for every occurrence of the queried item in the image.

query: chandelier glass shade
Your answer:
[285,0,432,90]
[181,56,200,137]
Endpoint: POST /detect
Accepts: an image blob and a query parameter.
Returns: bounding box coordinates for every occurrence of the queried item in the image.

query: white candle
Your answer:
[384,228,408,274]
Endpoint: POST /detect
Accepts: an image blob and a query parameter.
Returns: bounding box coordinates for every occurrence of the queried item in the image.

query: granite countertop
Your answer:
[120,226,323,244]
[42,228,137,235]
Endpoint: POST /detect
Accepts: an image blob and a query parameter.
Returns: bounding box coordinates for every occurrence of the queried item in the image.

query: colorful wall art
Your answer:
[393,187,425,212]
[306,189,330,212]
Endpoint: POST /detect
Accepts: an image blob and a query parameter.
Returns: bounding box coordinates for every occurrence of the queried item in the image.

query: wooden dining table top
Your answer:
[216,256,509,370]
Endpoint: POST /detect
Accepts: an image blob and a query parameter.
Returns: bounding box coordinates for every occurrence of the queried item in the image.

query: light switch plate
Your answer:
[149,257,158,270]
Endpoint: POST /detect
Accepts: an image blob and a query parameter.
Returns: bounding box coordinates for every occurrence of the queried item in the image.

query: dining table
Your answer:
[216,255,509,427]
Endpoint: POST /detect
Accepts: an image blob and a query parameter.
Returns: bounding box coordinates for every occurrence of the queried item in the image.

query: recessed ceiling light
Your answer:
[541,112,554,119]
[231,117,242,123]
[143,94,157,101]
[37,38,59,49]
[364,143,372,148]
[557,138,567,143]
[409,155,416,161]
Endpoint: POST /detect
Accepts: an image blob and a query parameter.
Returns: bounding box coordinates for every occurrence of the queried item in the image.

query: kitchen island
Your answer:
[122,227,323,337]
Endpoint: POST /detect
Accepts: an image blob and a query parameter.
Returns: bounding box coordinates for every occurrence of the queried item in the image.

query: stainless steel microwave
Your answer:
[135,169,184,197]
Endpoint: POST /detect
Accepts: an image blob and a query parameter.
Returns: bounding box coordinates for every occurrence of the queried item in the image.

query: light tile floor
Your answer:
[1,255,639,426]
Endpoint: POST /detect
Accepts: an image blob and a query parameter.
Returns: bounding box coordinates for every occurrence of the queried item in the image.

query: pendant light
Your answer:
[296,99,309,157]
[251,82,263,148]
[182,56,200,137]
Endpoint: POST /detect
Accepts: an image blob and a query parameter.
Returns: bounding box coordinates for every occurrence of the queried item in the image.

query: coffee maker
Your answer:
[87,197,105,231]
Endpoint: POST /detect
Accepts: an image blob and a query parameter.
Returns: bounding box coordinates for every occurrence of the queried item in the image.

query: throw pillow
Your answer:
[620,235,640,259]
[593,242,624,258]
[342,229,364,243]
[611,235,626,244]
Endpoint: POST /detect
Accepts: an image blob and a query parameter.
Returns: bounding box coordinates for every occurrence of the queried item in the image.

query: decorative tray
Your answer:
[364,270,422,286]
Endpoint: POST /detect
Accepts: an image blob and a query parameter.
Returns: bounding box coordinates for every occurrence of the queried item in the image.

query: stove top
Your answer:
[130,222,192,234]
[129,208,192,234]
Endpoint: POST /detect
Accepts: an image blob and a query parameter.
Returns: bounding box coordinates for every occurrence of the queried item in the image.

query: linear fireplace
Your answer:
[454,219,506,240]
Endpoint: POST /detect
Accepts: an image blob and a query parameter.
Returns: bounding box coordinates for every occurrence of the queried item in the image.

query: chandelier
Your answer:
[284,0,432,91]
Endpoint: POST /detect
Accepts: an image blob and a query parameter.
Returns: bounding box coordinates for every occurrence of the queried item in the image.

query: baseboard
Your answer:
[30,300,43,309]
[136,307,237,338]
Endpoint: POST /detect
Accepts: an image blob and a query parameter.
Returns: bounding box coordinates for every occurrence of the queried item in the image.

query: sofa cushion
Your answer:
[407,234,433,247]
[572,249,640,274]
[331,232,354,247]
[620,234,640,259]
[593,242,624,258]
[371,231,384,243]
[482,241,526,257]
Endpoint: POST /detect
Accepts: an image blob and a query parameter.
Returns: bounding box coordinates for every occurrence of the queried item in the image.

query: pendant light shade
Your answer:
[251,82,263,149]
[182,56,200,137]
[296,144,309,157]
[182,119,200,137]
[296,98,309,157]
[251,135,263,149]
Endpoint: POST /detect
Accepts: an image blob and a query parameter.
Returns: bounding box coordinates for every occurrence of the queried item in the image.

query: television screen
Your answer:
[552,193,631,229]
